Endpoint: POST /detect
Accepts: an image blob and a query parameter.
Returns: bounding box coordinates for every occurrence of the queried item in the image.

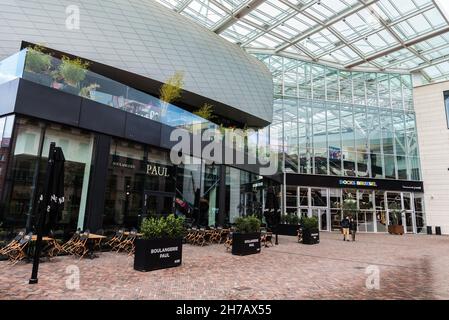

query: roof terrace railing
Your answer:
[0,48,212,131]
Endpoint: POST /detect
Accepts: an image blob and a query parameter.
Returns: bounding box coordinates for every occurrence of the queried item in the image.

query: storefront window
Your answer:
[42,125,94,231]
[1,117,93,239]
[311,188,327,207]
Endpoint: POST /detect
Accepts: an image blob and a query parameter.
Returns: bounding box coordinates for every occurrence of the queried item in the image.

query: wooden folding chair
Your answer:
[193,228,206,246]
[218,228,229,244]
[6,233,32,265]
[0,231,25,256]
[62,230,82,255]
[186,227,198,244]
[115,230,137,254]
[224,232,233,251]
[209,227,221,243]
[106,229,124,249]
[261,232,274,247]
[72,232,90,260]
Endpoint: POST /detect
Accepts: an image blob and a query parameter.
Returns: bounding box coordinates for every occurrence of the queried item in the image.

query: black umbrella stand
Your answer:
[29,142,65,285]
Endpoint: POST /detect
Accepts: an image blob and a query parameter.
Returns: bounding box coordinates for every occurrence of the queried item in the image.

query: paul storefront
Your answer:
[0,115,273,240]
[0,47,276,240]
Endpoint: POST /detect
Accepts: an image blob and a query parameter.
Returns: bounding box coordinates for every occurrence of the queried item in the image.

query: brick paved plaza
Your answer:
[1,232,448,300]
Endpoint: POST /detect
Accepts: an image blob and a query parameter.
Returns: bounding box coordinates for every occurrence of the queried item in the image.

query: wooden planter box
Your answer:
[231,232,261,256]
[302,229,320,245]
[277,224,300,236]
[388,225,404,235]
[134,238,182,272]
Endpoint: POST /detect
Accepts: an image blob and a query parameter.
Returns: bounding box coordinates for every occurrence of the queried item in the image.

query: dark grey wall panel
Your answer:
[125,113,161,146]
[79,99,126,137]
[0,79,19,116]
[15,79,81,126]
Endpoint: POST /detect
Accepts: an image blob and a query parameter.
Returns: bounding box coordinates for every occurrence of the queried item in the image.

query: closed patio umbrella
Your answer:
[29,142,65,284]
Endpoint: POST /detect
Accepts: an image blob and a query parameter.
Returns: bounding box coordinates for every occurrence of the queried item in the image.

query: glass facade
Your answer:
[258,55,426,233]
[0,117,94,239]
[0,116,274,239]
[260,55,422,181]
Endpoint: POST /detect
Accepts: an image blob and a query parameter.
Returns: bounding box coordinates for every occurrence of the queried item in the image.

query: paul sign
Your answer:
[146,163,170,177]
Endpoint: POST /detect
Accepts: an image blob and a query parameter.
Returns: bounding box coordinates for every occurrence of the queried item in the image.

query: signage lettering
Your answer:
[146,164,170,177]
[150,246,179,259]
[339,180,377,187]
[244,239,259,244]
[112,161,135,169]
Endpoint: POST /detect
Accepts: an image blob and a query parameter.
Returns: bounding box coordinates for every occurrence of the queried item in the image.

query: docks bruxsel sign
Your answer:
[339,180,378,187]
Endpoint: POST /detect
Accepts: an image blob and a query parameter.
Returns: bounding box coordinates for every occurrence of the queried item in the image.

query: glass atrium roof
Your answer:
[157,0,449,84]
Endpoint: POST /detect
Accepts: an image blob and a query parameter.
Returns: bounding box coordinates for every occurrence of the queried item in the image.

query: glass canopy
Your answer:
[157,0,449,84]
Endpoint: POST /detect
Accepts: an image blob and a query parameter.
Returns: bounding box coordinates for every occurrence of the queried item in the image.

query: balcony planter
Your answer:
[134,237,182,272]
[388,225,404,235]
[302,228,320,245]
[231,232,261,256]
[277,223,300,236]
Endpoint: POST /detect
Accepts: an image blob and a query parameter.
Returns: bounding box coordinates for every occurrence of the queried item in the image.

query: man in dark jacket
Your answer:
[341,216,350,241]
[349,217,357,241]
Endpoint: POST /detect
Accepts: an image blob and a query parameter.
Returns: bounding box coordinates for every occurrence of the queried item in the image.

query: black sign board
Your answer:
[134,238,182,272]
[285,173,424,193]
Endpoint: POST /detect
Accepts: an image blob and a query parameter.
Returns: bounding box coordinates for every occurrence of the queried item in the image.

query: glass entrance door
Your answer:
[311,208,329,232]
[144,191,175,218]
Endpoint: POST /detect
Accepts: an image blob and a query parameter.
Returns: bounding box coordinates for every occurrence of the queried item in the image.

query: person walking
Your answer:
[349,217,357,241]
[341,216,350,241]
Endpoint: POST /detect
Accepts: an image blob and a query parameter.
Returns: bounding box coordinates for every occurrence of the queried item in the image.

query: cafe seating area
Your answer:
[185,227,231,246]
[0,229,108,264]
[0,223,276,265]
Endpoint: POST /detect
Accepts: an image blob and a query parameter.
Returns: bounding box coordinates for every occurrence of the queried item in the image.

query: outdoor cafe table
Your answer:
[86,234,107,259]
[27,236,54,261]
[123,232,144,237]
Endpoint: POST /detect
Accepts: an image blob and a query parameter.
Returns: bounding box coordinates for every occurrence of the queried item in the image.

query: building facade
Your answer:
[0,46,276,240]
[258,55,426,234]
[414,80,449,235]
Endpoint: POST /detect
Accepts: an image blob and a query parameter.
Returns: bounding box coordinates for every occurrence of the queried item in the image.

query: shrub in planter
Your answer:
[232,215,261,256]
[301,216,319,245]
[58,56,90,90]
[278,213,301,236]
[134,214,185,272]
[23,45,53,86]
[388,209,404,235]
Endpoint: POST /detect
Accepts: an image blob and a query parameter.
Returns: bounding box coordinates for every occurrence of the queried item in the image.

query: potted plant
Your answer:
[134,214,185,272]
[23,45,53,86]
[342,195,358,219]
[277,213,301,236]
[232,215,261,256]
[301,216,320,245]
[388,204,404,235]
[79,83,100,99]
[58,56,90,95]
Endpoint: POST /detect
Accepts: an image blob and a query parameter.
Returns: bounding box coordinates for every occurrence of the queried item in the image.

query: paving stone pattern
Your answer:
[1,233,448,300]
